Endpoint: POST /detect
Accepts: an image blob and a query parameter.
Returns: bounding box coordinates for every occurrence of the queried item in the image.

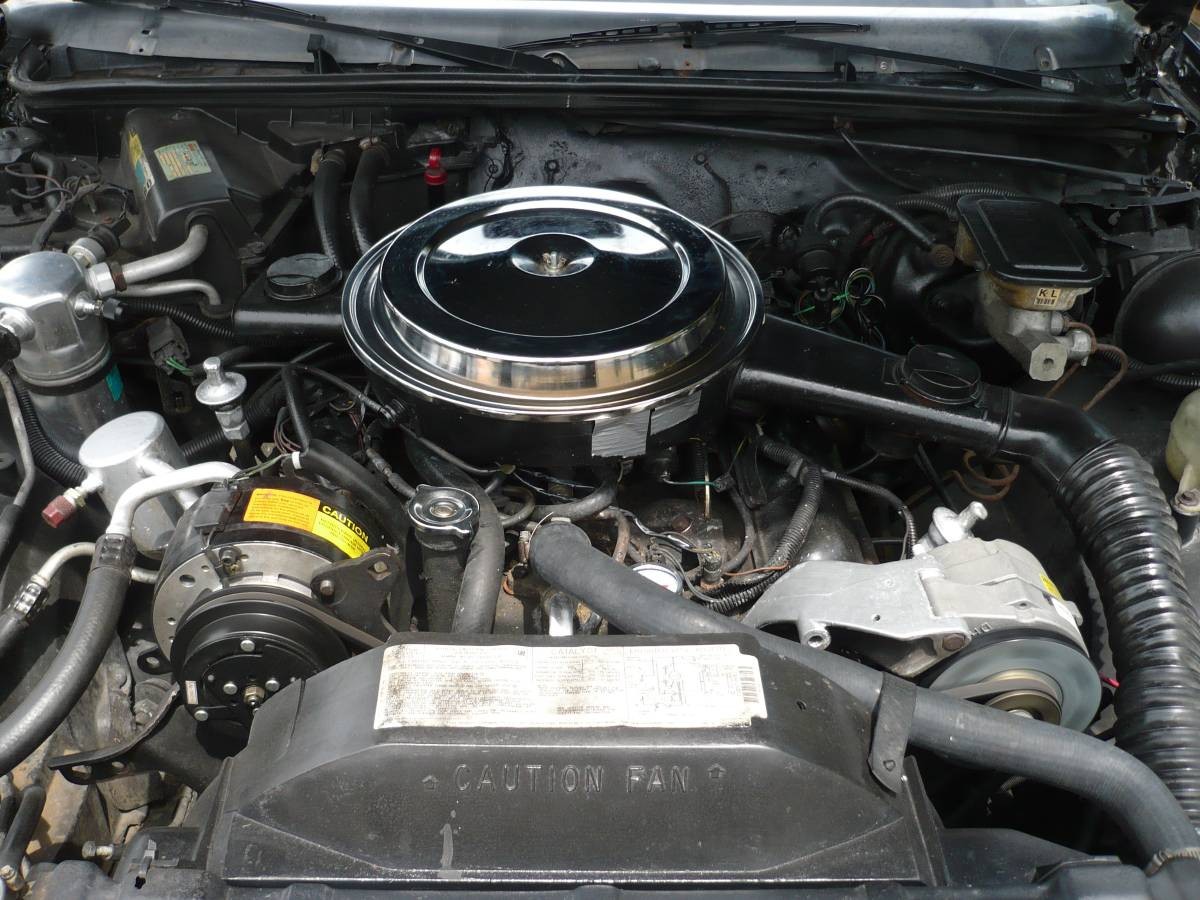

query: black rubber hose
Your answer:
[350,143,389,257]
[803,194,939,249]
[280,366,313,452]
[0,370,36,566]
[297,438,407,543]
[819,468,918,553]
[28,152,67,252]
[365,446,416,500]
[528,523,1199,865]
[0,535,135,775]
[0,609,25,661]
[12,379,86,485]
[530,470,620,522]
[313,149,349,271]
[497,485,536,529]
[29,152,64,201]
[1058,443,1200,824]
[734,316,1200,826]
[407,438,504,634]
[115,298,235,339]
[0,792,15,835]
[0,782,45,874]
[29,202,69,253]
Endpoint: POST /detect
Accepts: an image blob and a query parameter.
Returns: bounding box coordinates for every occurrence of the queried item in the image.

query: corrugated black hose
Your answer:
[12,378,86,485]
[1058,443,1200,823]
[115,298,235,339]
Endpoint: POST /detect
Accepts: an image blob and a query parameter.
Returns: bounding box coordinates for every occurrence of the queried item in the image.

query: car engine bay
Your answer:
[1,1,1200,896]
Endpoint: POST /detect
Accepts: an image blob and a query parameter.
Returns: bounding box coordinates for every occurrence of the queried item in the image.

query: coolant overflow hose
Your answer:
[733,315,1200,826]
[528,523,1200,868]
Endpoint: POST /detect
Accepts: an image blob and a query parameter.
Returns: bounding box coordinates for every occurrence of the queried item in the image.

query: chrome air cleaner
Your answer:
[343,187,762,464]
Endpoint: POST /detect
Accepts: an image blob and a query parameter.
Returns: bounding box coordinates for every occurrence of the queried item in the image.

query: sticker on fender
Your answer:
[243,488,370,558]
[374,643,768,729]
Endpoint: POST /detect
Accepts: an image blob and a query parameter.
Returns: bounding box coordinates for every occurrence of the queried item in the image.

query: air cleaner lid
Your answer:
[342,187,762,420]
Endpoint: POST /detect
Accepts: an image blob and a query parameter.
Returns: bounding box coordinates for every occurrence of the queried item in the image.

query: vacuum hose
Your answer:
[313,149,349,271]
[528,522,1200,869]
[733,315,1200,826]
[350,143,389,257]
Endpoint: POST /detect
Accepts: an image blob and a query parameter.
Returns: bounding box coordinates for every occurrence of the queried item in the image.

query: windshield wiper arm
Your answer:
[734,32,1085,95]
[511,20,868,51]
[513,19,1083,95]
[87,0,561,74]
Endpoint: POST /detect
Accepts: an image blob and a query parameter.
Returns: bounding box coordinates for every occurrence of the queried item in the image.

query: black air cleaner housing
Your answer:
[343,187,762,465]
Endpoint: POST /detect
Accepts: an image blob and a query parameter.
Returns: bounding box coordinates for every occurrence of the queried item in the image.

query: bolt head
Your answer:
[317,578,336,598]
[239,638,256,653]
[942,634,968,652]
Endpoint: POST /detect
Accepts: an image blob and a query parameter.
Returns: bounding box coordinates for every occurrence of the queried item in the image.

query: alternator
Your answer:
[745,529,1100,729]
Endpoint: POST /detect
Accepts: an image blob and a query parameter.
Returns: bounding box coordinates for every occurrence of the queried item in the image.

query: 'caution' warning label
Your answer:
[243,488,370,558]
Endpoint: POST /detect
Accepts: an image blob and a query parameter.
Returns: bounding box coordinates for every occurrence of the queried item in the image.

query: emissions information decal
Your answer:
[154,141,212,180]
[243,488,370,558]
[374,643,768,729]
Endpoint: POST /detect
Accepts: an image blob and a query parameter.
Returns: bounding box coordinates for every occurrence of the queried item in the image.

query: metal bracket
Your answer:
[47,683,181,785]
[309,547,402,640]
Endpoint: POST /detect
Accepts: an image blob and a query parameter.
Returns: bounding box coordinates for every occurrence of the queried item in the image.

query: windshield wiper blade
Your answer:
[511,20,868,51]
[513,19,1083,95]
[88,0,561,74]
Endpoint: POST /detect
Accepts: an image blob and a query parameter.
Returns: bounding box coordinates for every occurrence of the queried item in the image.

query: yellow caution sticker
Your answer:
[1039,572,1063,600]
[243,488,370,558]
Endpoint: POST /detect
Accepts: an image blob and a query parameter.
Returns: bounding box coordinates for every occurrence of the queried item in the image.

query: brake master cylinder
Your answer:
[956,196,1103,381]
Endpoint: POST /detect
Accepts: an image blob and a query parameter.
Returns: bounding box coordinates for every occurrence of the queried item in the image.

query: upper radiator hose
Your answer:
[733,315,1200,825]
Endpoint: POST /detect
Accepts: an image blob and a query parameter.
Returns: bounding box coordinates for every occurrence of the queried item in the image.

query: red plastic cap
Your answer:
[423,147,447,186]
[42,495,78,528]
